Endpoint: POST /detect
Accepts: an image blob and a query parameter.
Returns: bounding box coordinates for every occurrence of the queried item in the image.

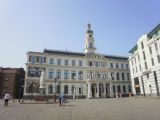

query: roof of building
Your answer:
[44,49,128,60]
[128,44,138,53]
[44,49,85,56]
[148,23,160,38]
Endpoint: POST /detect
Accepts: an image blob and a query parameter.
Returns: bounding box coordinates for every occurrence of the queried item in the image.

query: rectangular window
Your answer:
[116,73,119,80]
[147,73,149,79]
[31,56,36,63]
[157,55,160,63]
[95,61,100,67]
[57,59,61,65]
[72,60,75,66]
[155,42,158,51]
[151,58,155,66]
[141,42,144,49]
[50,58,54,64]
[36,56,39,62]
[49,69,53,78]
[40,57,46,63]
[110,63,113,68]
[64,59,68,65]
[116,63,119,68]
[145,62,148,70]
[79,61,82,66]
[149,47,152,54]
[126,64,129,69]
[122,73,125,80]
[79,87,83,94]
[143,51,146,60]
[121,64,124,69]
[127,73,130,80]
[89,61,93,66]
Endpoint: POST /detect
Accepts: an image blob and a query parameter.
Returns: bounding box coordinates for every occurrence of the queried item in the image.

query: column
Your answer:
[103,83,106,98]
[87,82,92,98]
[23,81,27,96]
[110,82,113,97]
[96,83,99,98]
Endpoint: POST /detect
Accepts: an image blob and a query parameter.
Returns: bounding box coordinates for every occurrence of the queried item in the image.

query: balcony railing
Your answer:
[27,71,41,77]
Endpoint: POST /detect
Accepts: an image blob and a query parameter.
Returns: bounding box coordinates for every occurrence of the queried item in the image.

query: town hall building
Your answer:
[23,24,131,99]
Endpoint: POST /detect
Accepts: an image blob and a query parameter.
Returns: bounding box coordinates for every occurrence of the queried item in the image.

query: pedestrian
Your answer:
[58,94,62,106]
[4,92,11,107]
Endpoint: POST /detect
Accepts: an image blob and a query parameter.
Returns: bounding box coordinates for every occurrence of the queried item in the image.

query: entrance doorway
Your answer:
[91,84,96,98]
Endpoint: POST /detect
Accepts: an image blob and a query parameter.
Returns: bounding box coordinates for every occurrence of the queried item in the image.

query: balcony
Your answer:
[27,71,41,77]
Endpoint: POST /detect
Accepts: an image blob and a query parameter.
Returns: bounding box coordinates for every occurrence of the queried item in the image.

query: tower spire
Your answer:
[84,23,96,54]
[88,23,91,30]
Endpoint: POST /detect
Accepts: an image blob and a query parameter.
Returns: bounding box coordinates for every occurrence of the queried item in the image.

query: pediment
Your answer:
[85,53,106,60]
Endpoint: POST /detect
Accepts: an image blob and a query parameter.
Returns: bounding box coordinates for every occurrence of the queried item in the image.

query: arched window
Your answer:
[64,85,68,94]
[118,85,121,93]
[48,84,53,94]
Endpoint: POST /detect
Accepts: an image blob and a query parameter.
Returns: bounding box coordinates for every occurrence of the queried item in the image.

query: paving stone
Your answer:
[0,98,160,120]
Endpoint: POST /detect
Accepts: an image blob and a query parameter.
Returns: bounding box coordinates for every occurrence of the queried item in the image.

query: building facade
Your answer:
[0,67,25,98]
[129,24,160,96]
[24,24,131,99]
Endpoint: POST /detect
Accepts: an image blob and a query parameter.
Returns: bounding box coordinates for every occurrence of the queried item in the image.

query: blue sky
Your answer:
[0,0,160,68]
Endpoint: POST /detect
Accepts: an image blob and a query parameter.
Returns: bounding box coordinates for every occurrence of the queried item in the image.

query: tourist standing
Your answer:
[4,92,11,107]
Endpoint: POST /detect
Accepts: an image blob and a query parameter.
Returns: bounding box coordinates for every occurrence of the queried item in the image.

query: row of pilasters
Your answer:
[87,82,114,98]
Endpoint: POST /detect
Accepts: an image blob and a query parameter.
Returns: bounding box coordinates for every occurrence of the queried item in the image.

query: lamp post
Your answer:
[31,81,33,101]
[54,78,57,103]
[18,78,22,102]
[58,81,61,94]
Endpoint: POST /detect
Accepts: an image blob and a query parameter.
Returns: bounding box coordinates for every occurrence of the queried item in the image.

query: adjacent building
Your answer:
[0,67,25,98]
[129,24,160,96]
[23,24,131,99]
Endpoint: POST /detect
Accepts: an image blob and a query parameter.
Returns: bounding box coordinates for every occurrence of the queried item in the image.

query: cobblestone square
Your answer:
[0,97,160,120]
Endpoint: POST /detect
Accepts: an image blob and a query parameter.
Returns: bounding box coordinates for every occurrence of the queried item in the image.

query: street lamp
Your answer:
[58,81,61,94]
[18,79,22,102]
[31,81,33,101]
[54,78,57,103]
